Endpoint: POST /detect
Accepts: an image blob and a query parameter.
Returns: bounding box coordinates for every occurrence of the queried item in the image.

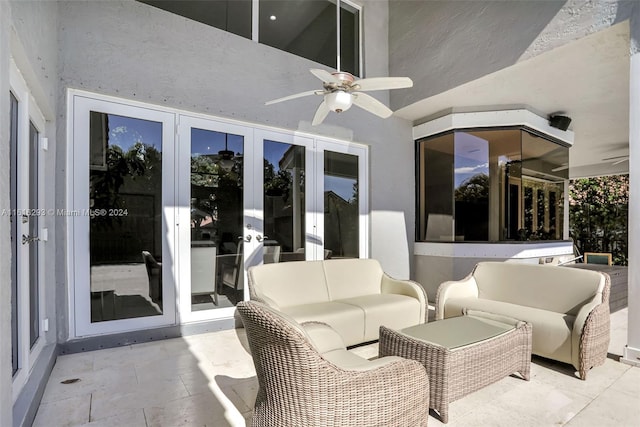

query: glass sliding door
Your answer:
[72,96,176,336]
[178,117,253,321]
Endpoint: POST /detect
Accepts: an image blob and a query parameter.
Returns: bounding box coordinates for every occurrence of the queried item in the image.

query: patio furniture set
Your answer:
[239,259,611,427]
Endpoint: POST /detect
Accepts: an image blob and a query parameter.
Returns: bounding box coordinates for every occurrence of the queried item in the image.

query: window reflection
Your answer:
[264,141,305,263]
[324,151,358,257]
[89,112,164,322]
[417,128,568,242]
[190,129,244,310]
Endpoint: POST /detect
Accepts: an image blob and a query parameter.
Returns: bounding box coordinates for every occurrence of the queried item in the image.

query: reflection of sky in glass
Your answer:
[191,128,243,155]
[264,140,290,172]
[108,114,162,151]
[325,175,355,201]
[454,132,489,188]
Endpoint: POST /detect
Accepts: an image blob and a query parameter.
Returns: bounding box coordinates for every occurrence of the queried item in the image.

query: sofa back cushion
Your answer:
[248,261,330,308]
[473,262,606,315]
[323,259,384,300]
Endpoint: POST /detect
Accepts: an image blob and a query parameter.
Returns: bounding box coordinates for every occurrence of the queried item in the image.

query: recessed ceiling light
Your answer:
[270,15,277,21]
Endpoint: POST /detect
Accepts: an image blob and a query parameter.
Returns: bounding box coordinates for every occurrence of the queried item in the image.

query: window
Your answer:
[139,1,252,39]
[138,0,361,75]
[259,0,360,75]
[417,128,568,242]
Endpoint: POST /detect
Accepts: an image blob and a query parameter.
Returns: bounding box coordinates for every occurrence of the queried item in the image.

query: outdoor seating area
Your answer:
[32,305,636,427]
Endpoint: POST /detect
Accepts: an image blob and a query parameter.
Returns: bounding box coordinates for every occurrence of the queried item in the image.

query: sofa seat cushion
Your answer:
[445,298,575,363]
[283,302,365,346]
[339,294,423,342]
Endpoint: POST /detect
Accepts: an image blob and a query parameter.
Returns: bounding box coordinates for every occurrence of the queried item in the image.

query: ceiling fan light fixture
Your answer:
[325,91,353,113]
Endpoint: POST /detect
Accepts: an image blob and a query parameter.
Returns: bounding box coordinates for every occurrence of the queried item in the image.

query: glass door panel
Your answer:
[263,140,306,263]
[323,151,359,258]
[190,128,244,311]
[317,140,368,259]
[88,112,164,322]
[28,122,40,346]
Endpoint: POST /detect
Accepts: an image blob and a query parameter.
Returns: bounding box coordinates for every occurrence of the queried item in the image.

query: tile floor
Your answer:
[34,308,639,427]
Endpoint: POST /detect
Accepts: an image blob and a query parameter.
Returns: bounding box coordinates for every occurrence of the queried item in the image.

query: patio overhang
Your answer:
[394,21,631,179]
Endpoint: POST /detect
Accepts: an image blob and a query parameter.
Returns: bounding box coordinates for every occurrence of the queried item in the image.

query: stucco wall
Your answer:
[1,3,13,425]
[56,0,415,338]
[388,0,627,111]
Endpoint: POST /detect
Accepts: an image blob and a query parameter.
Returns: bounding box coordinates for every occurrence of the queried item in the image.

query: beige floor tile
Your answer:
[565,388,640,426]
[78,409,146,427]
[41,364,137,403]
[608,365,640,397]
[448,400,541,427]
[530,356,629,399]
[144,392,246,427]
[49,352,95,380]
[32,395,91,427]
[89,377,190,422]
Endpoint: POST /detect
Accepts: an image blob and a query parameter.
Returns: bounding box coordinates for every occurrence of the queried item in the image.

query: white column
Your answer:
[623,49,640,366]
[563,180,570,240]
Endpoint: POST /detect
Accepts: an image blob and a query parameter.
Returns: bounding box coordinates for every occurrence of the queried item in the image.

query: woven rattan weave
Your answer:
[238,301,430,427]
[379,316,532,424]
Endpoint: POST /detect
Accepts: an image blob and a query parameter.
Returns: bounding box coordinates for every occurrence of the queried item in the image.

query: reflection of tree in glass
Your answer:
[455,174,488,201]
[90,142,161,227]
[190,155,220,187]
[264,159,292,201]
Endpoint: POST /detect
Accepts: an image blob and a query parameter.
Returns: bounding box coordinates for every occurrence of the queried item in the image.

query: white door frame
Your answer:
[69,93,177,337]
[176,115,256,323]
[10,60,47,401]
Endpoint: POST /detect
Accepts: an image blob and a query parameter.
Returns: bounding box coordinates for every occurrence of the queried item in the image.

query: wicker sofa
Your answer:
[248,258,427,346]
[436,261,610,379]
[237,301,430,427]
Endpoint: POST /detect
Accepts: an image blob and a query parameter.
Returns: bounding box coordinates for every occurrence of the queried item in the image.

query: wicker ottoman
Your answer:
[379,310,532,423]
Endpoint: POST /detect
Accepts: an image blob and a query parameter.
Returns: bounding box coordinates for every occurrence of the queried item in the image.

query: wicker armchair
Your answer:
[237,301,430,427]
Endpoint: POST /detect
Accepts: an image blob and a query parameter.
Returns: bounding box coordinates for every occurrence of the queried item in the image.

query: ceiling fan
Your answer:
[265,0,413,126]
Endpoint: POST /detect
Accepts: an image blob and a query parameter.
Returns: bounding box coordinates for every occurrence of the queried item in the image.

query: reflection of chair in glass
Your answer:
[584,252,613,265]
[263,245,281,264]
[141,251,162,304]
[220,242,243,294]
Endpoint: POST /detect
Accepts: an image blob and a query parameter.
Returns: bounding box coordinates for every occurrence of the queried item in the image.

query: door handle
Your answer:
[22,234,39,245]
[239,235,252,242]
[256,235,268,242]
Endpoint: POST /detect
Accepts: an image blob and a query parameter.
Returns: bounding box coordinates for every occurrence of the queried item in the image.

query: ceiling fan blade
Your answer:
[312,100,330,126]
[352,93,393,118]
[612,158,629,166]
[310,68,342,84]
[354,76,413,92]
[265,90,319,105]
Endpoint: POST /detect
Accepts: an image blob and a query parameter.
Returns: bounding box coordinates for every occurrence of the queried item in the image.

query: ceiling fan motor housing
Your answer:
[326,91,353,113]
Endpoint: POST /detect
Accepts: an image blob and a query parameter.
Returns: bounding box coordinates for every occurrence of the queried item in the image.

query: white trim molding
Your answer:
[413,109,575,146]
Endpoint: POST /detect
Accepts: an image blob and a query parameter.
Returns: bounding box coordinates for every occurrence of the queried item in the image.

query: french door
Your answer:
[71,96,177,336]
[10,61,47,399]
[70,92,368,333]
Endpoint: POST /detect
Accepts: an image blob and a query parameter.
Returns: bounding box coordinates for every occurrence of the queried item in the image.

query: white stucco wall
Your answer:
[56,0,415,335]
[388,0,628,111]
[1,2,13,426]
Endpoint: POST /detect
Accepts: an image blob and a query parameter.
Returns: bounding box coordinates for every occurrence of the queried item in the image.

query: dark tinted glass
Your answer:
[259,0,360,75]
[140,0,252,39]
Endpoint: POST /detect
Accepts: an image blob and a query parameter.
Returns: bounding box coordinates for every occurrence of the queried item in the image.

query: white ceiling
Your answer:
[394,21,631,179]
